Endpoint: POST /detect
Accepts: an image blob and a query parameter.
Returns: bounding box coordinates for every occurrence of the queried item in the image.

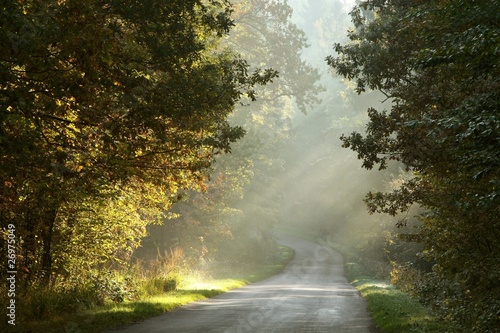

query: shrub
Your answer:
[91,271,140,303]
[141,274,181,296]
[390,262,423,297]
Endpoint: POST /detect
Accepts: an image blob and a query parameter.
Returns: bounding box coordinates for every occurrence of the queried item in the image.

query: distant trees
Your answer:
[139,0,323,267]
[328,0,499,331]
[228,0,323,113]
[0,0,275,287]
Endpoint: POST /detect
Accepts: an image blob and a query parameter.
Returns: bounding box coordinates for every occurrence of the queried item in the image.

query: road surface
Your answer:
[108,235,377,333]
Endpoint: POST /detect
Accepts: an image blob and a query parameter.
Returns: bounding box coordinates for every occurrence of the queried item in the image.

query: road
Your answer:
[108,235,377,333]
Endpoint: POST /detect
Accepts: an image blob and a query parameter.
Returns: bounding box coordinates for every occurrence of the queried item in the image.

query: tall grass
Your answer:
[3,244,294,333]
[1,247,186,332]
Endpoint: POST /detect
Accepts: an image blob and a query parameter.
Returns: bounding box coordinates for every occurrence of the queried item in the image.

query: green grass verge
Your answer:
[317,238,450,333]
[20,245,294,333]
[350,277,448,333]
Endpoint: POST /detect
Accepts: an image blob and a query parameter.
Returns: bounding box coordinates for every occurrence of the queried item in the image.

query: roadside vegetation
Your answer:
[316,235,451,333]
[10,244,293,333]
[350,278,446,333]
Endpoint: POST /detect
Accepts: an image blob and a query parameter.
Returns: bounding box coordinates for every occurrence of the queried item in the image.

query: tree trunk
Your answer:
[40,206,59,286]
[22,208,36,289]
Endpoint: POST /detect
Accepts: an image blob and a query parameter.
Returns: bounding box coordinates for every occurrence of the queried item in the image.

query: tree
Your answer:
[137,0,324,268]
[213,0,323,261]
[327,0,500,331]
[228,0,323,114]
[0,0,275,286]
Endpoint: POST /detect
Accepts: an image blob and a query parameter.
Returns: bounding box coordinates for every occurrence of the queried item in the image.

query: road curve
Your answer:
[108,235,377,333]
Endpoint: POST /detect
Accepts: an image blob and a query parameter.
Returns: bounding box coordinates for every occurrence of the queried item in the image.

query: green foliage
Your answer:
[7,242,293,333]
[136,0,322,270]
[353,279,449,333]
[90,271,140,304]
[228,0,324,113]
[142,275,180,296]
[328,0,500,331]
[0,0,278,290]
[390,263,424,298]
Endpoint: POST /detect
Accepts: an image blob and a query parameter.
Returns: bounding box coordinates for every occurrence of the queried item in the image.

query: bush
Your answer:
[141,274,181,296]
[390,262,423,297]
[91,271,140,303]
[3,280,102,331]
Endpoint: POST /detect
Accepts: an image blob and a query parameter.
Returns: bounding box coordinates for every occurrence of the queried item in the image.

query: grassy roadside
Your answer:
[344,261,451,332]
[314,237,451,333]
[19,245,294,333]
[349,277,448,333]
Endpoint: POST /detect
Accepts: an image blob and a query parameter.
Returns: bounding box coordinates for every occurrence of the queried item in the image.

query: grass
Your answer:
[316,238,451,333]
[350,277,448,333]
[18,245,294,333]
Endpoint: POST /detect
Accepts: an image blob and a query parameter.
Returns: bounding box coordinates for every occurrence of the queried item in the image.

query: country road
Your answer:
[108,235,378,333]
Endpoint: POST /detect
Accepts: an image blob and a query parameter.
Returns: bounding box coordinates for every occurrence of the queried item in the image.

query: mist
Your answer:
[236,0,414,275]
[274,0,401,248]
[134,0,407,281]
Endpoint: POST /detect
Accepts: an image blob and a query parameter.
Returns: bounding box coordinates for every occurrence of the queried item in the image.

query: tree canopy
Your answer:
[328,0,499,331]
[0,0,275,285]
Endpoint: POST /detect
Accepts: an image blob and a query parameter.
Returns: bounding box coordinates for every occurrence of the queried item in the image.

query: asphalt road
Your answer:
[108,235,377,333]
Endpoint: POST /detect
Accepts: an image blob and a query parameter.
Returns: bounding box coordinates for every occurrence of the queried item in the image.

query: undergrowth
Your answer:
[1,244,294,333]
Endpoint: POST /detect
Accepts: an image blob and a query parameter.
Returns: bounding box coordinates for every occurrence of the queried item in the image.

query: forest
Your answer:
[1,0,499,332]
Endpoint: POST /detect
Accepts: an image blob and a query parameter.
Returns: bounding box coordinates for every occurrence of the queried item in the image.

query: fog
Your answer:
[137,0,407,275]
[272,0,398,244]
[222,0,406,267]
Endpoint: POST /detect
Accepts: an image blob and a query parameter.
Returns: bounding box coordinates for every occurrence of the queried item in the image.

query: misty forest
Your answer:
[1,0,499,332]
